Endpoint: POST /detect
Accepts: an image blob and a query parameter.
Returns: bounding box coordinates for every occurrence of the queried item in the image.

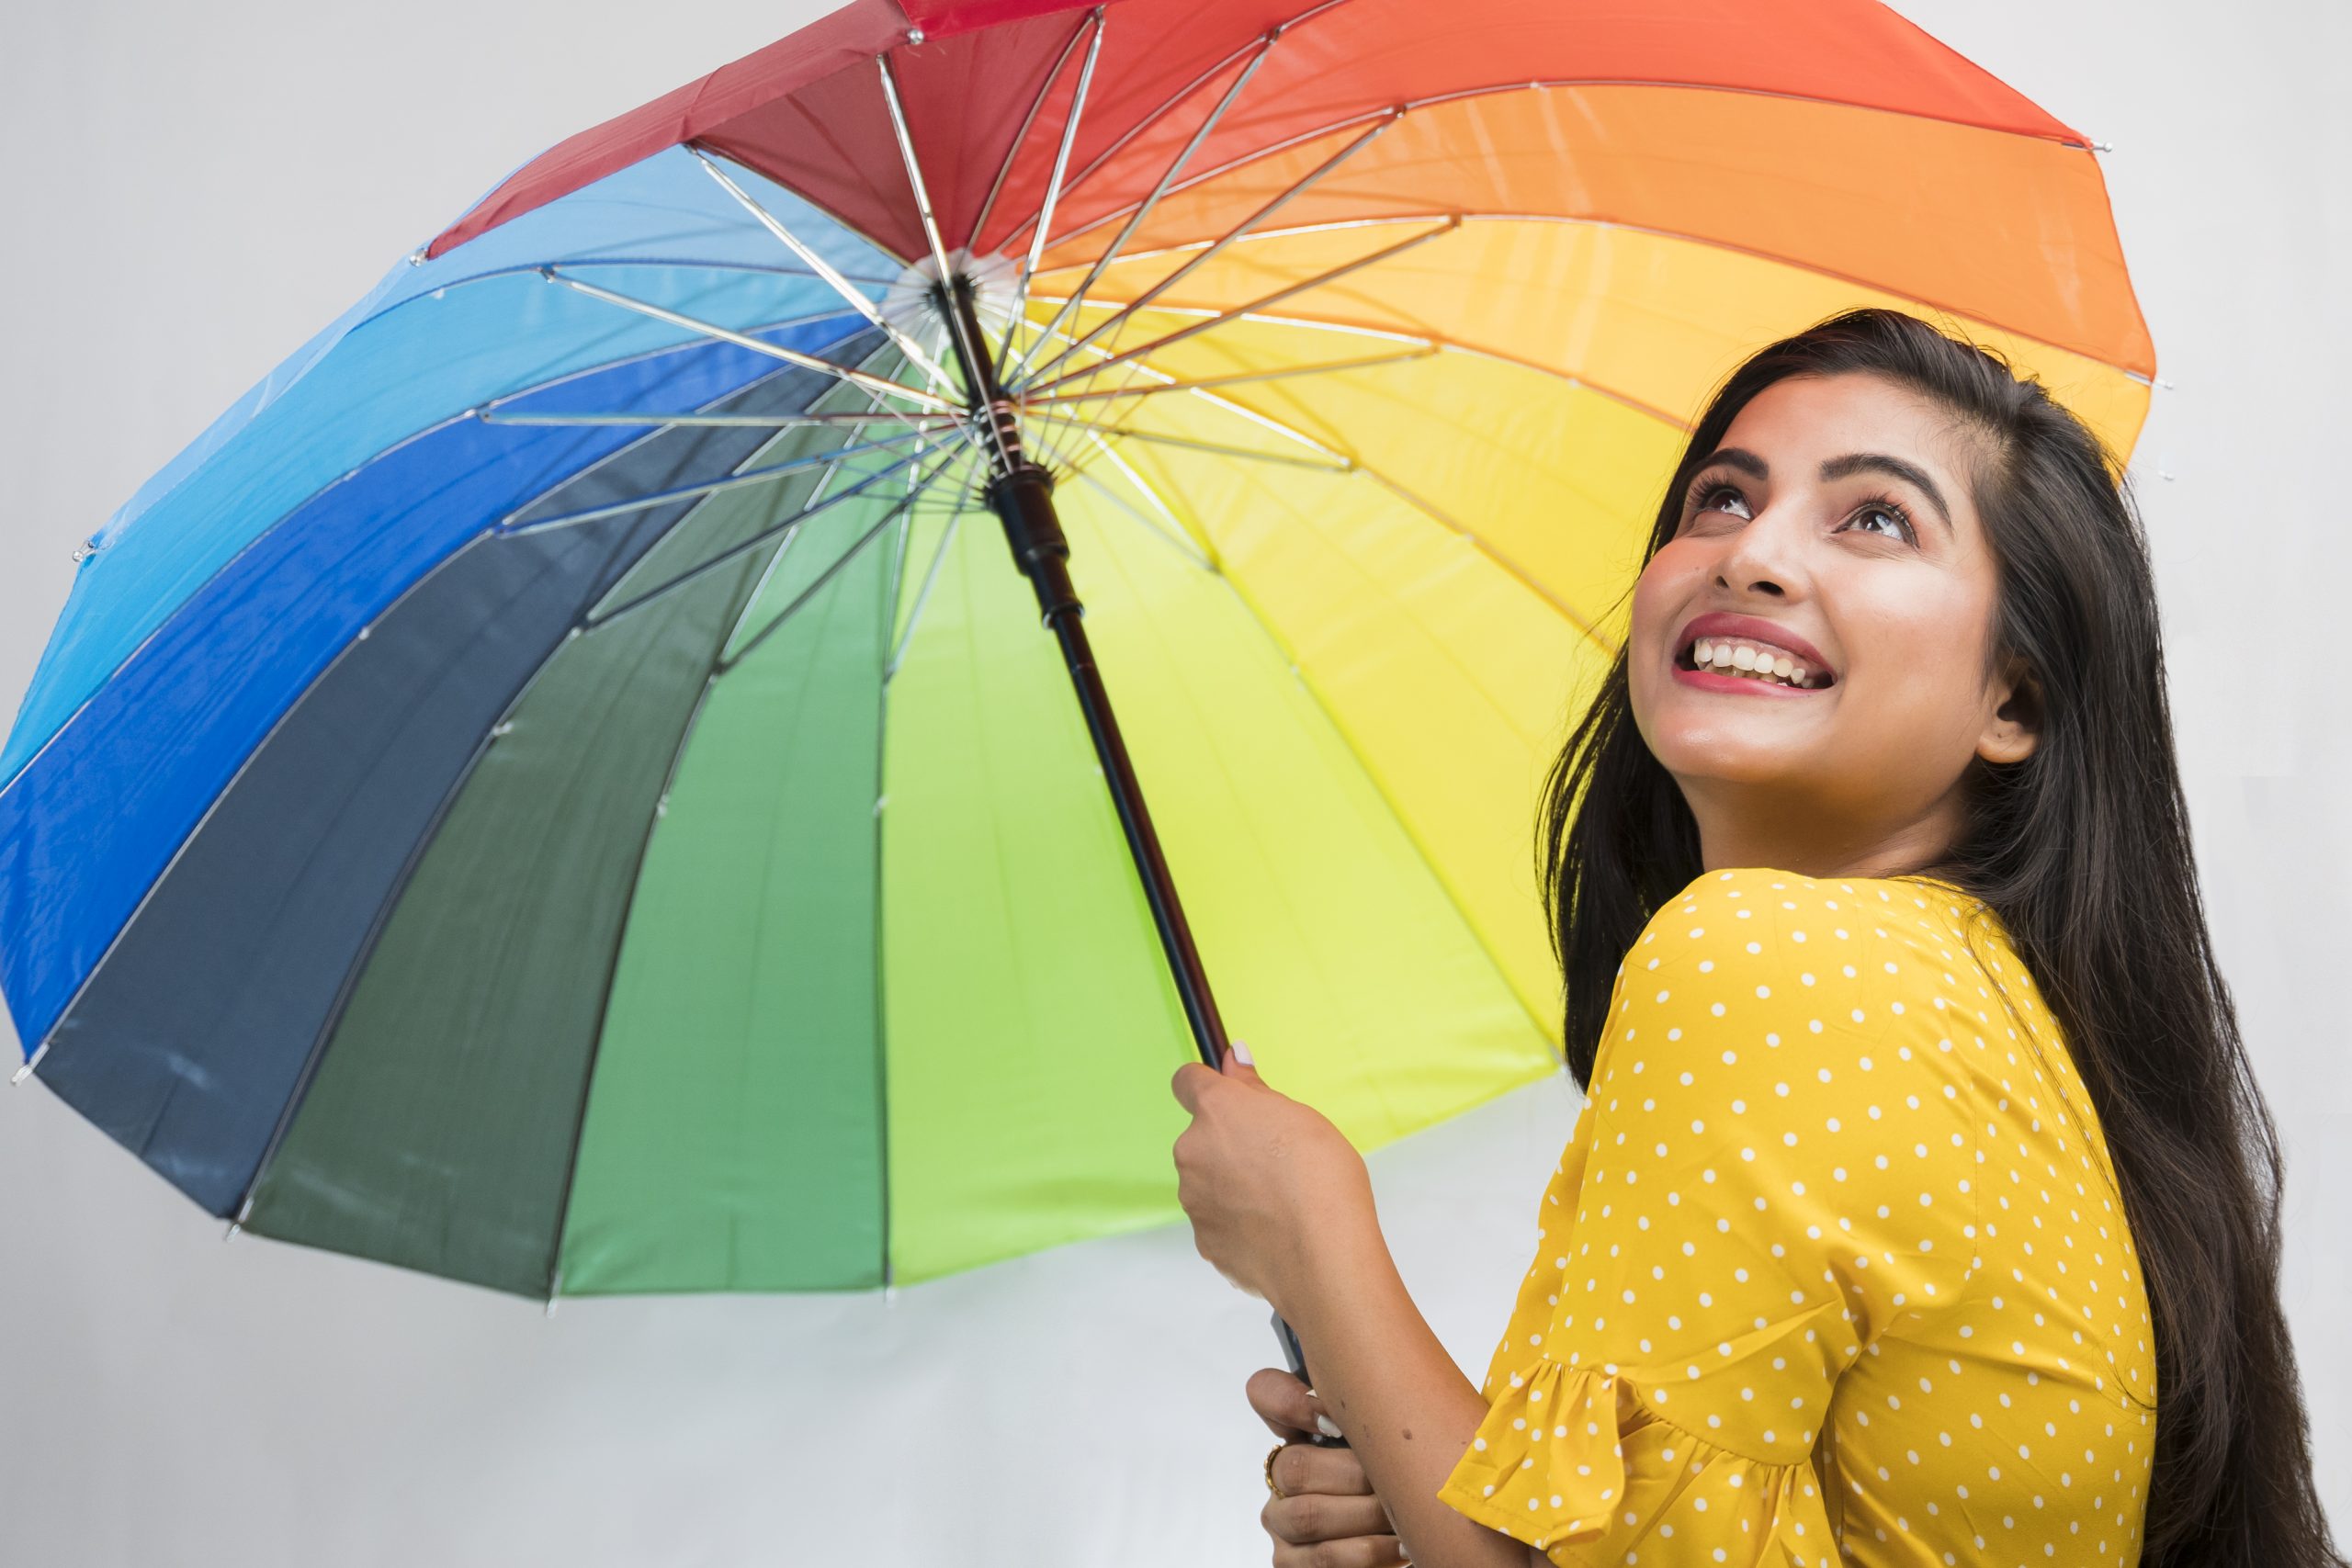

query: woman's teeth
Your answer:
[1689,638,1820,689]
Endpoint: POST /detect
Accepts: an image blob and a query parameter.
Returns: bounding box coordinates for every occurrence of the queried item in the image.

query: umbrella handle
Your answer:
[1272,1308,1350,1448]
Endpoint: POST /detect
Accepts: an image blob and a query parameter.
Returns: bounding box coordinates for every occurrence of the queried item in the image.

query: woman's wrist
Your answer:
[1266,1180,1394,1338]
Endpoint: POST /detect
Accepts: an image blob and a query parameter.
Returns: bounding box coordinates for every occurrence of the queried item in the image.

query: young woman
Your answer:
[1170,309,2344,1568]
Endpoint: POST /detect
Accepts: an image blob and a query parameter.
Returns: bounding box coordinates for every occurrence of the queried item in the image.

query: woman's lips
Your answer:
[1669,662,1827,697]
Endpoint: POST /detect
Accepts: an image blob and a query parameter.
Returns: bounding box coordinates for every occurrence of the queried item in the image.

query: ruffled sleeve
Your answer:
[1437,1357,1840,1564]
[1437,868,1985,1565]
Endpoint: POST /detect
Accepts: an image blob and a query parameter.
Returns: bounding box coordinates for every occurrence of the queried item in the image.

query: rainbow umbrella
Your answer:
[0,0,2150,1303]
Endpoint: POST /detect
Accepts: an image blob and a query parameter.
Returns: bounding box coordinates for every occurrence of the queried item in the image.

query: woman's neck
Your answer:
[1679,776,1967,881]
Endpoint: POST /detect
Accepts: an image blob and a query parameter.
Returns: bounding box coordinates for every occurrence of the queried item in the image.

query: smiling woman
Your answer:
[1516,308,2345,1567]
[1169,307,2346,1568]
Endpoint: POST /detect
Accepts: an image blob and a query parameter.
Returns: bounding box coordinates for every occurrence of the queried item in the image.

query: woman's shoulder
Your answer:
[1609,866,2021,1100]
[1627,866,2009,987]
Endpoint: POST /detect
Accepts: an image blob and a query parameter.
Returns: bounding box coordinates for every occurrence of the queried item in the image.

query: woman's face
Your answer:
[1627,370,2038,859]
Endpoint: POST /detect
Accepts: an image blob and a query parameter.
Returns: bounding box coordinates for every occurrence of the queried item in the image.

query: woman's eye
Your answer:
[1696,484,1750,521]
[1846,505,1913,542]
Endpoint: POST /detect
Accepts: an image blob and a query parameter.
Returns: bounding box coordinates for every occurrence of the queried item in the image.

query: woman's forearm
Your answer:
[1272,1215,1544,1568]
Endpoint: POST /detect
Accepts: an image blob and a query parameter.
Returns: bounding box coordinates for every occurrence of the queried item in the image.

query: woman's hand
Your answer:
[1250,1367,1409,1567]
[1170,1042,1376,1313]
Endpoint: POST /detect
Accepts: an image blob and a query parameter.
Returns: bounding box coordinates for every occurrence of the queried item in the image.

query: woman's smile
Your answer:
[1669,611,1839,694]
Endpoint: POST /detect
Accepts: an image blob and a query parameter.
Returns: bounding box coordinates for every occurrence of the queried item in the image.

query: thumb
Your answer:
[1220,1037,1264,1085]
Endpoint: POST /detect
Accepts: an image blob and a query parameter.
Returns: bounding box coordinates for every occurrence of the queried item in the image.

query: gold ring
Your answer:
[1264,1440,1287,1497]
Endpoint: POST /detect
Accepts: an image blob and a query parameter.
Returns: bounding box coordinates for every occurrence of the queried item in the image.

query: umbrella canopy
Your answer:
[0,0,2151,1302]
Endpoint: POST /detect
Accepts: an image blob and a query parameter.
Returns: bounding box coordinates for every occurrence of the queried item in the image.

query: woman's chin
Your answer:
[1640,707,1830,784]
[1647,730,1828,790]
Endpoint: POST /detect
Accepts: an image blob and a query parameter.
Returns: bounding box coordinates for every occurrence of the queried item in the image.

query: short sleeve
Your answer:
[1438,868,1985,1565]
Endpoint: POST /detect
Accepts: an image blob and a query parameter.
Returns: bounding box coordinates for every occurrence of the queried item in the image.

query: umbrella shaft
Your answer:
[942,282,1334,1419]
[942,279,1230,1072]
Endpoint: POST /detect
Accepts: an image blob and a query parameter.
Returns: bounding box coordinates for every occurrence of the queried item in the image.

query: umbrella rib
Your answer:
[713,452,847,667]
[714,345,945,664]
[1000,7,1108,375]
[965,9,1098,252]
[877,51,1011,424]
[582,446,938,630]
[1064,434,1217,571]
[881,503,962,682]
[1025,85,2135,382]
[1022,344,1610,651]
[1023,217,1460,398]
[1024,410,1351,473]
[1009,306,1353,468]
[714,445,970,674]
[1009,32,1279,382]
[882,447,995,681]
[988,0,1353,256]
[541,267,959,413]
[493,427,939,535]
[474,410,964,430]
[1023,346,1439,406]
[876,55,959,296]
[684,144,960,391]
[1021,112,1400,388]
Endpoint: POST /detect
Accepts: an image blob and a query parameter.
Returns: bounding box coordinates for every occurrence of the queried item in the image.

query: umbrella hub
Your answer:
[934,274,1070,627]
[880,248,1017,365]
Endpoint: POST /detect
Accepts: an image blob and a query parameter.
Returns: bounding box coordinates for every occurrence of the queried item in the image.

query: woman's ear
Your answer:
[1977,655,2042,766]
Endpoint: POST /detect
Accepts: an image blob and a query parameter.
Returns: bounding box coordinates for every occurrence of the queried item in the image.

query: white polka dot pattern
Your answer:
[1436,869,2156,1566]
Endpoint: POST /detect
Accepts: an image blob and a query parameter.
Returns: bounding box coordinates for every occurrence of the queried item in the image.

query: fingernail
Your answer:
[1315,1414,1344,1439]
[1230,1040,1254,1066]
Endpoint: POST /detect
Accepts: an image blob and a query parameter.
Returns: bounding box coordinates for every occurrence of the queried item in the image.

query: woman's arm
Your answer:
[1270,1213,1547,1568]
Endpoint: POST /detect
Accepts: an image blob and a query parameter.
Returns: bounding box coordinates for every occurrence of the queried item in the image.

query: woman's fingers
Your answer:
[1247,1367,1343,1443]
[1266,1438,1376,1499]
[1269,1530,1412,1567]
[1261,1487,1399,1548]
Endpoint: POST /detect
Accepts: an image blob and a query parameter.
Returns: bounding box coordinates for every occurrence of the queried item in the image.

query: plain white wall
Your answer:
[1,2,2342,1562]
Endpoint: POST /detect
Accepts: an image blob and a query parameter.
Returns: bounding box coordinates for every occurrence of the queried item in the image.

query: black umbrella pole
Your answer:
[941,283,1344,1438]
[941,280,1231,1068]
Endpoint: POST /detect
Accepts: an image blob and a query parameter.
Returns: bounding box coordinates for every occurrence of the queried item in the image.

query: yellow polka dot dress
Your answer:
[1437,868,2156,1566]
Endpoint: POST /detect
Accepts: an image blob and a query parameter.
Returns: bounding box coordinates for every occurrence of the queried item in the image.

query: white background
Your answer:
[2,2,2344,1562]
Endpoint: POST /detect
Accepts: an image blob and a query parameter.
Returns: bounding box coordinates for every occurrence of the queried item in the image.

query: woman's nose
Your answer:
[1712,505,1809,598]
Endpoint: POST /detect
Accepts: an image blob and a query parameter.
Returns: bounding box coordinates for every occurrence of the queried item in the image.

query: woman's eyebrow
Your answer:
[1819,451,1954,535]
[1693,447,1954,536]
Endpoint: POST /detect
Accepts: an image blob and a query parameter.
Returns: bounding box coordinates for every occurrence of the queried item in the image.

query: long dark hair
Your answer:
[1535,307,2342,1567]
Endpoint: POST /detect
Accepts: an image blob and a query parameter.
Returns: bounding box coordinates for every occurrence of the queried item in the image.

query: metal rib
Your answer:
[541,267,957,412]
[967,9,1100,252]
[1023,346,1437,406]
[714,446,971,673]
[876,55,957,296]
[876,53,1000,415]
[1023,217,1460,397]
[1002,7,1107,372]
[1011,34,1277,380]
[582,446,939,629]
[685,144,957,389]
[883,507,962,682]
[474,410,962,430]
[495,428,936,536]
[1029,311,1354,468]
[1021,112,1399,387]
[1022,411,1353,473]
[1068,434,1216,570]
